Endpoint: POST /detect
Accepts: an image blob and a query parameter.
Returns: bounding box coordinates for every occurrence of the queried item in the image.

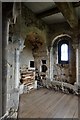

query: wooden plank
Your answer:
[60,96,78,118]
[29,91,63,118]
[18,88,78,118]
[73,103,78,118]
[52,95,73,118]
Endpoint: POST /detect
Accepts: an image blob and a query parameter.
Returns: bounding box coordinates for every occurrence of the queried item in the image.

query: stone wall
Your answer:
[50,37,76,84]
[78,39,80,86]
[13,3,49,40]
[47,23,72,48]
[0,1,2,117]
[3,3,49,117]
[12,3,49,72]
[21,3,48,37]
[14,3,78,85]
[20,46,34,69]
[1,3,80,119]
[2,3,21,118]
[6,43,19,111]
[13,3,49,78]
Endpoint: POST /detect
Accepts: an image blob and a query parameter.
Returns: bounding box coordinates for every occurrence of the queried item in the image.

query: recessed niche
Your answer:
[42,60,46,64]
[30,61,34,68]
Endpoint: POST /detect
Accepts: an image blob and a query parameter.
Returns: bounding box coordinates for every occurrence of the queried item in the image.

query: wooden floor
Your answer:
[18,88,78,118]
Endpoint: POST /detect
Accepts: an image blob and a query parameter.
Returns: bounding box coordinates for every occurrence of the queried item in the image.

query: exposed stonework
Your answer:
[47,23,79,50]
[12,4,49,40]
[12,3,49,80]
[12,3,79,91]
[78,38,80,87]
[50,36,76,84]
[1,2,80,119]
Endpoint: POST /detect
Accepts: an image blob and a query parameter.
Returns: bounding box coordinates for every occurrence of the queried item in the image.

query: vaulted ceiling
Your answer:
[24,2,80,28]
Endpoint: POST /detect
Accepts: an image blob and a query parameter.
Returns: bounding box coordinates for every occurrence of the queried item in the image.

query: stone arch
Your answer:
[17,26,48,77]
[48,30,73,50]
[49,33,76,84]
[24,26,47,48]
[51,34,71,47]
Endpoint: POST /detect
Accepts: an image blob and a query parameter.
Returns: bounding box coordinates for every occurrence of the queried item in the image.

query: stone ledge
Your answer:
[46,80,80,95]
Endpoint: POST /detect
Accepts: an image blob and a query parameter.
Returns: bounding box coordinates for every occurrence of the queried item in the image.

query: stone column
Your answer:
[50,46,53,81]
[0,1,2,117]
[72,43,79,89]
[14,37,25,89]
[78,41,80,86]
[2,16,9,115]
[46,49,50,81]
[76,48,79,85]
[15,48,20,88]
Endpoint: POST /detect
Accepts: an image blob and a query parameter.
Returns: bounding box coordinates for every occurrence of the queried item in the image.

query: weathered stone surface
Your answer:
[55,2,78,28]
[1,2,80,118]
[50,36,76,84]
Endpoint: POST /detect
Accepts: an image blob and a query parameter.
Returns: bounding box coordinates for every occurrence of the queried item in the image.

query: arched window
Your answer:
[61,44,68,61]
[58,40,69,64]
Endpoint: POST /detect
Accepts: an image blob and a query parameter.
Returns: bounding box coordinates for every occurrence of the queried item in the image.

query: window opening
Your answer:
[61,44,68,61]
[30,61,34,68]
[58,40,69,64]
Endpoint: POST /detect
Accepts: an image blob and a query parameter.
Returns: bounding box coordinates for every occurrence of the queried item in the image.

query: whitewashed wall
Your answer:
[20,46,34,69]
[6,44,20,111]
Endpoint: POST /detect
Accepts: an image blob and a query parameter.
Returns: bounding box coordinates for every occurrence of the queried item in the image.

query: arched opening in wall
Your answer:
[19,44,35,85]
[50,34,76,85]
[58,40,69,64]
[61,44,68,61]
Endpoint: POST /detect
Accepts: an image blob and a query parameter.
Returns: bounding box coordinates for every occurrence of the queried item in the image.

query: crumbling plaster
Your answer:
[2,3,49,118]
[47,22,79,85]
[12,3,79,84]
[1,2,80,119]
[20,45,34,69]
[12,3,49,77]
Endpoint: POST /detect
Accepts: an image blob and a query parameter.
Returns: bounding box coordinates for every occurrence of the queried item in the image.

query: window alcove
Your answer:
[58,40,69,64]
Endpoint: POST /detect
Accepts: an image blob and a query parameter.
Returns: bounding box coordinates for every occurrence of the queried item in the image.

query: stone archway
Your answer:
[50,34,71,80]
[50,34,76,85]
[24,27,48,73]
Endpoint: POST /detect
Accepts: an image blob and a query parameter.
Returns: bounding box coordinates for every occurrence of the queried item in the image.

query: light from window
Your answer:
[61,44,68,61]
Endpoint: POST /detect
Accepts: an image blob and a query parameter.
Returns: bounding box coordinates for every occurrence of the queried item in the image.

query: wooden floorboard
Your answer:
[18,88,78,118]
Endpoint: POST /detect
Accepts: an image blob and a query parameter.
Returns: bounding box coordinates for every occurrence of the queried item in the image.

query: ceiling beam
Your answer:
[55,2,78,28]
[37,2,80,19]
[73,2,80,7]
[36,6,60,18]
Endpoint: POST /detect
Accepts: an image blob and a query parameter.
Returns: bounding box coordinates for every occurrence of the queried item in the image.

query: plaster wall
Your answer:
[20,46,34,69]
[6,43,20,111]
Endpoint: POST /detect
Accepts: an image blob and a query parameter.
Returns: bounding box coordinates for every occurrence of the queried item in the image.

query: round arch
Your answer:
[49,33,74,82]
[51,34,71,47]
